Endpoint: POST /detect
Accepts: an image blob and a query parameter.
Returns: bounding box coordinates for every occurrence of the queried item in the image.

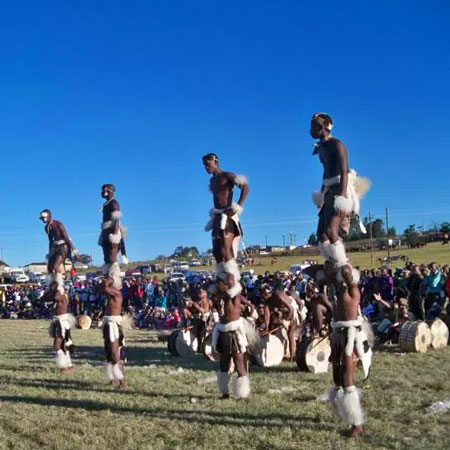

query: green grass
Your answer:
[1,321,450,449]
[230,242,450,275]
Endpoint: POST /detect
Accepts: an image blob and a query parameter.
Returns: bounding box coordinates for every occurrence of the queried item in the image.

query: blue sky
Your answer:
[0,1,449,266]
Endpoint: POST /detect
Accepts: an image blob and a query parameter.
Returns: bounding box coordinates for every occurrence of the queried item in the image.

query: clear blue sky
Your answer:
[0,1,449,266]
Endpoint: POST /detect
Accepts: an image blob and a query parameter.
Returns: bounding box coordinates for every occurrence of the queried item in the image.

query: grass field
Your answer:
[231,242,450,275]
[1,321,450,450]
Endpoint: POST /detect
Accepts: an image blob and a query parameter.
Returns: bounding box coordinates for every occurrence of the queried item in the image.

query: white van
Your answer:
[10,268,30,283]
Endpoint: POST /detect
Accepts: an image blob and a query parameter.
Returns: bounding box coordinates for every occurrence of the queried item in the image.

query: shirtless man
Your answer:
[183,288,212,352]
[203,153,249,298]
[100,276,127,388]
[98,184,128,289]
[328,264,372,437]
[45,281,76,372]
[39,209,80,294]
[307,281,332,337]
[260,284,295,361]
[310,113,364,266]
[211,275,251,400]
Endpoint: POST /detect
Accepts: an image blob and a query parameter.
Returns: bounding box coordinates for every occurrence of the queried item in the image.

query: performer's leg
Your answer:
[288,322,296,362]
[212,238,223,265]
[54,336,71,372]
[334,354,364,436]
[232,352,250,399]
[110,340,126,388]
[217,354,231,399]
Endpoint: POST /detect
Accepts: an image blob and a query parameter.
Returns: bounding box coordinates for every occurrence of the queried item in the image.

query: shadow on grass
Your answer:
[0,376,214,400]
[1,344,216,371]
[0,394,332,430]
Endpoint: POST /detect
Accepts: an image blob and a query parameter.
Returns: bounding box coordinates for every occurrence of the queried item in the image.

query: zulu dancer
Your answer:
[99,184,128,289]
[45,281,76,372]
[183,288,212,353]
[211,274,251,400]
[39,209,80,293]
[307,281,333,337]
[260,284,296,361]
[203,153,249,298]
[100,275,127,388]
[328,264,373,437]
[310,113,368,267]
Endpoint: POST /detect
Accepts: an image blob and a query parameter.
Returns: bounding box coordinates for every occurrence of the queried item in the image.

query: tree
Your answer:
[388,227,396,237]
[347,217,365,241]
[403,224,420,247]
[173,246,184,256]
[307,233,318,246]
[362,216,386,238]
[440,222,450,233]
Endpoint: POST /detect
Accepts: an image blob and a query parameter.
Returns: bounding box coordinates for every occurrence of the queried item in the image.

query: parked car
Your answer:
[169,272,186,282]
[10,269,29,283]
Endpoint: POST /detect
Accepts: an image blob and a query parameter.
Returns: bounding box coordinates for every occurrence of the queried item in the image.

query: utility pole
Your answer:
[385,207,390,259]
[265,236,268,248]
[282,235,285,247]
[0,246,3,262]
[368,212,374,266]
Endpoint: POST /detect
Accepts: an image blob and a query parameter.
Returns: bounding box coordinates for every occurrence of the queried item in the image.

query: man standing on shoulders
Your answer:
[203,153,249,298]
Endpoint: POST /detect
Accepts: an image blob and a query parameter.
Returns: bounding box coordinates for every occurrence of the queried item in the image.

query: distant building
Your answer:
[24,260,73,274]
[0,260,11,273]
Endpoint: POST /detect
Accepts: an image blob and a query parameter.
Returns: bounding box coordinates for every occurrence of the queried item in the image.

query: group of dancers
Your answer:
[43,184,128,387]
[42,112,372,437]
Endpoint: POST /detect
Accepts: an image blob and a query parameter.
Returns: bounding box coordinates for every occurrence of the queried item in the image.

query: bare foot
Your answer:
[118,380,128,390]
[346,425,364,437]
[60,366,75,374]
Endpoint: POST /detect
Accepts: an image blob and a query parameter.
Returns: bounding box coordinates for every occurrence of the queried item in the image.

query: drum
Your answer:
[201,333,219,361]
[252,334,284,367]
[158,330,172,342]
[77,314,92,330]
[175,329,198,357]
[167,330,179,356]
[274,326,290,359]
[296,336,331,373]
[399,321,431,353]
[429,318,449,350]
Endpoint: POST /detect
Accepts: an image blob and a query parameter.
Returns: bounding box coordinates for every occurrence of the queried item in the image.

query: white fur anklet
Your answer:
[232,375,250,399]
[103,363,114,381]
[112,363,124,381]
[335,385,364,426]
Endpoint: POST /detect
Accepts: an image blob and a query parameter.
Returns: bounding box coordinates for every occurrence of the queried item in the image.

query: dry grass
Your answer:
[0,320,450,449]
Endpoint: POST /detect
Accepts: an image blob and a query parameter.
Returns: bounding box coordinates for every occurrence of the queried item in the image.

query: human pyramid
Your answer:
[42,113,373,437]
[43,184,129,388]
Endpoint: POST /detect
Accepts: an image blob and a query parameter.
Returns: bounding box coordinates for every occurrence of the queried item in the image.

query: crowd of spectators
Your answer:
[2,262,450,343]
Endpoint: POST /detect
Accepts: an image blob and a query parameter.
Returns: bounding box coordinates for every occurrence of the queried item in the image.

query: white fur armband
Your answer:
[334,195,353,214]
[109,233,122,244]
[231,203,243,215]
[111,211,122,221]
[234,175,248,187]
[312,190,324,207]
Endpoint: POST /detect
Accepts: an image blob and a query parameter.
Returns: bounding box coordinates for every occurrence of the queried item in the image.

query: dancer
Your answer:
[183,288,212,353]
[45,281,76,373]
[101,275,127,388]
[203,153,249,298]
[328,264,372,437]
[307,281,333,337]
[211,274,251,400]
[260,284,296,361]
[310,113,368,266]
[39,209,80,293]
[98,184,128,289]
